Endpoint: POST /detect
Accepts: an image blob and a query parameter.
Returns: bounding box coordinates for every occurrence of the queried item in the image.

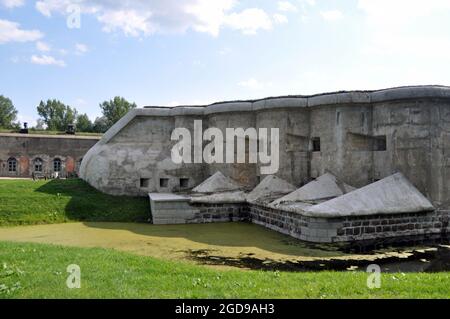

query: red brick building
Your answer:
[0,133,100,178]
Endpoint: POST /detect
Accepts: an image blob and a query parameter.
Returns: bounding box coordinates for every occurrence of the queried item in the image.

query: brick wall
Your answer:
[0,133,100,178]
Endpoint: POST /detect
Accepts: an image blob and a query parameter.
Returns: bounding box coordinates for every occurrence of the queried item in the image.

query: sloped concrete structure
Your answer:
[81,85,450,208]
[271,173,354,205]
[192,171,242,194]
[81,85,450,243]
[305,173,434,218]
[246,175,296,204]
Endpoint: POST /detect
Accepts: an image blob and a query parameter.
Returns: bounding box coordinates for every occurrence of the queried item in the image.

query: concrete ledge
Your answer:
[253,97,308,110]
[149,193,191,202]
[95,85,450,147]
[204,102,253,115]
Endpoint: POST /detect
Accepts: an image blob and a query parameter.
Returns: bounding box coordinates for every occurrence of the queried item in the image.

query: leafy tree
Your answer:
[92,116,109,133]
[34,119,45,130]
[37,99,78,131]
[100,96,136,129]
[76,113,93,132]
[0,95,18,129]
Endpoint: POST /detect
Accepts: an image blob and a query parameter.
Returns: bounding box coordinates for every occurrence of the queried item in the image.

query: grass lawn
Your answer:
[0,179,449,299]
[0,179,149,226]
[1,241,449,299]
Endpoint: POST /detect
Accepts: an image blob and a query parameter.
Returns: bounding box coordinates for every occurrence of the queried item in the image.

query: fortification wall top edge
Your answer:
[99,85,450,144]
[142,85,450,116]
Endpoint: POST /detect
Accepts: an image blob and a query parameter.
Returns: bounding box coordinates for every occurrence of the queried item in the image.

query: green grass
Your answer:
[0,179,149,226]
[0,241,449,299]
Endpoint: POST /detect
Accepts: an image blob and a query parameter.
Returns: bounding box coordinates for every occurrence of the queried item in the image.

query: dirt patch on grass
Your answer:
[186,246,450,272]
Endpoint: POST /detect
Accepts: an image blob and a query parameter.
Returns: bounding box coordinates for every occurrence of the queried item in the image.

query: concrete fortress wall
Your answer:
[80,85,450,209]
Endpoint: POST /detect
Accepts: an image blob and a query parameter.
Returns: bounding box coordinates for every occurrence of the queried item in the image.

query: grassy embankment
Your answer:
[0,179,148,226]
[0,179,449,299]
[1,241,449,299]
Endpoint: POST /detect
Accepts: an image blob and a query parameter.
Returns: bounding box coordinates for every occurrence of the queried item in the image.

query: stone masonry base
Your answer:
[151,200,450,243]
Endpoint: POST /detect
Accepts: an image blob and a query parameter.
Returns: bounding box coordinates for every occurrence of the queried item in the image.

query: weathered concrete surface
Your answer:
[191,191,247,204]
[272,173,354,205]
[192,171,242,194]
[304,173,434,217]
[246,175,296,204]
[80,85,450,211]
[149,193,200,225]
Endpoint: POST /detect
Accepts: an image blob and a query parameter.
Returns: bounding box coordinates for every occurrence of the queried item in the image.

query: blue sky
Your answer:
[1,0,450,126]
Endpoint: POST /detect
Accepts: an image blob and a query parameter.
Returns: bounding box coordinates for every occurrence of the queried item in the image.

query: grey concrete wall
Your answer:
[80,86,450,210]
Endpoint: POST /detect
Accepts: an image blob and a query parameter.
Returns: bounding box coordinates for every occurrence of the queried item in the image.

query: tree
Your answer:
[100,96,136,130]
[76,113,93,132]
[92,116,108,133]
[0,95,18,129]
[37,99,78,131]
[34,119,45,130]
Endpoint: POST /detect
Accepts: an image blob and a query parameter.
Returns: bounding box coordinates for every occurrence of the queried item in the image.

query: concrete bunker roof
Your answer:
[100,85,450,144]
[143,85,450,115]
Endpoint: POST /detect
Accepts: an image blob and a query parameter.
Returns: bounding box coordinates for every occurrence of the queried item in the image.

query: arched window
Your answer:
[7,158,17,172]
[34,158,43,172]
[53,158,61,172]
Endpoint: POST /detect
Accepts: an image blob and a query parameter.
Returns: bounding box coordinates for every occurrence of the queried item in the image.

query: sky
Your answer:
[1,0,450,126]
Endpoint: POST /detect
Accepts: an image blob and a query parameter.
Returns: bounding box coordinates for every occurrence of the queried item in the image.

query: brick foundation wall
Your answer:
[152,199,450,243]
[248,204,450,243]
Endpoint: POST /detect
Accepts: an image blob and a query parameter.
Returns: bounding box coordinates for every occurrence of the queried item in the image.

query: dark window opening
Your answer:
[53,158,61,172]
[7,158,17,172]
[312,138,321,152]
[140,178,150,188]
[180,178,189,188]
[374,136,387,151]
[160,178,169,188]
[34,158,43,172]
[336,112,340,125]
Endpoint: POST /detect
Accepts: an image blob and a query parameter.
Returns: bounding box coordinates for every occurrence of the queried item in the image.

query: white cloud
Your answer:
[34,0,274,37]
[75,43,88,55]
[301,0,316,6]
[273,13,288,25]
[97,10,155,36]
[238,78,271,90]
[36,41,51,52]
[224,8,273,35]
[219,47,231,55]
[31,54,66,67]
[277,1,297,12]
[320,10,343,21]
[358,0,450,59]
[1,0,25,8]
[0,19,43,44]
